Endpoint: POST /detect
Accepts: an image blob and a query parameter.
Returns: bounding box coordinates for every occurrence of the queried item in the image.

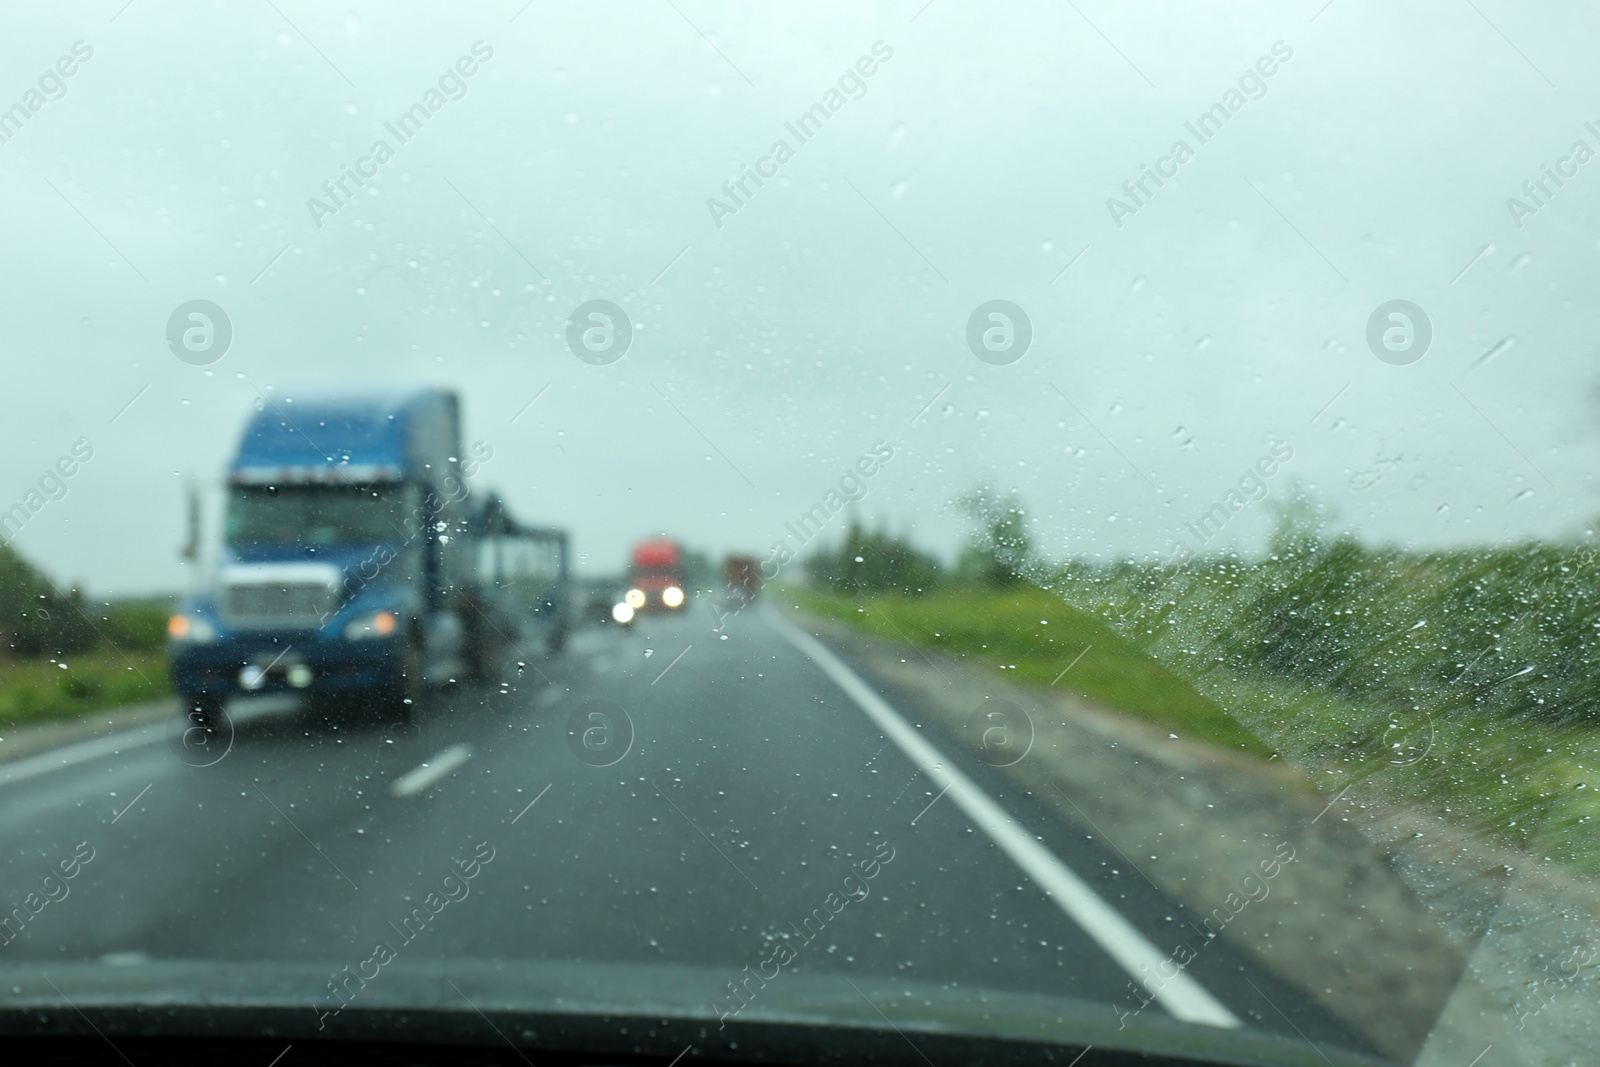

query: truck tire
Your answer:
[463,609,502,683]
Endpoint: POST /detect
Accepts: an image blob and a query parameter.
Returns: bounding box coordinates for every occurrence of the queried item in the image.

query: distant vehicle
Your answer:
[725,554,760,601]
[474,493,572,655]
[580,578,633,626]
[626,538,685,613]
[167,389,565,727]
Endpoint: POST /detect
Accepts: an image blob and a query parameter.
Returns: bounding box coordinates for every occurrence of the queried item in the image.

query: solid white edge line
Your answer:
[391,743,474,798]
[0,727,165,789]
[766,607,1241,1030]
[0,697,308,790]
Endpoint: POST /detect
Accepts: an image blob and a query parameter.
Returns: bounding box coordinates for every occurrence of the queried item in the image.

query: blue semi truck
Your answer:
[167,389,569,728]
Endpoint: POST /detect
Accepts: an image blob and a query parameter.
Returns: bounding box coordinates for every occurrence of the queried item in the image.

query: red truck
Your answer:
[626,538,686,613]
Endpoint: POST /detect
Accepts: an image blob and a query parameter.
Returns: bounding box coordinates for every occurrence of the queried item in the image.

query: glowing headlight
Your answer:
[662,585,684,608]
[344,610,399,640]
[168,614,217,643]
[611,601,635,624]
[624,588,646,609]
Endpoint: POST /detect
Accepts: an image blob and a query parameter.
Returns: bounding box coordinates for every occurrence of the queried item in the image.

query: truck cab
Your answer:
[167,390,479,724]
[625,538,685,613]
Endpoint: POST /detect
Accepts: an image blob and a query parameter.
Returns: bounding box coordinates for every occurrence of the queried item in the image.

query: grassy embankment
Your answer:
[786,576,1600,873]
[784,583,1268,755]
[0,600,172,732]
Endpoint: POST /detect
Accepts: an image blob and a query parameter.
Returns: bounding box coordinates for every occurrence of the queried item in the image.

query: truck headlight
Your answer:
[624,588,646,609]
[344,610,399,640]
[662,585,684,608]
[611,601,635,624]
[168,614,217,643]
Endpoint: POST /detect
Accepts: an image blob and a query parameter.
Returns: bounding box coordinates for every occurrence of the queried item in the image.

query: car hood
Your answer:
[0,959,1392,1067]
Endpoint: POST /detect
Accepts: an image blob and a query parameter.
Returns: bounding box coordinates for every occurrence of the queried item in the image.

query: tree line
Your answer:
[804,485,1600,727]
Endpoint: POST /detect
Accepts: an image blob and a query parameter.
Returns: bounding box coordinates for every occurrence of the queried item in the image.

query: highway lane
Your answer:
[0,600,1370,1051]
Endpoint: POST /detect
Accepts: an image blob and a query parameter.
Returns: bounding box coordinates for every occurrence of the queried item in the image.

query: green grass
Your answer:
[0,648,171,730]
[783,584,1269,756]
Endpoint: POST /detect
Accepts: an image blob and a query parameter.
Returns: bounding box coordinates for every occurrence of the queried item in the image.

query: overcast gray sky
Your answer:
[2,0,1598,596]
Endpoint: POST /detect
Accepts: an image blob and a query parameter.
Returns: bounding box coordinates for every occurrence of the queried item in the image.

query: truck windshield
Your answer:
[224,484,418,547]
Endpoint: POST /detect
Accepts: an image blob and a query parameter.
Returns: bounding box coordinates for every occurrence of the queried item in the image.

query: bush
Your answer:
[954,486,1034,588]
[58,671,100,700]
[807,520,943,595]
[97,599,173,651]
[0,544,96,656]
[1055,520,1600,728]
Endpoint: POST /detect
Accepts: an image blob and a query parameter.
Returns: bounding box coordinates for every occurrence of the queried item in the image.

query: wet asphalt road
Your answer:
[0,601,1370,1052]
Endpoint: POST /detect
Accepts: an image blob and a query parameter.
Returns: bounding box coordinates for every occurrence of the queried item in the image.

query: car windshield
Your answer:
[224,484,417,547]
[2,2,1597,1065]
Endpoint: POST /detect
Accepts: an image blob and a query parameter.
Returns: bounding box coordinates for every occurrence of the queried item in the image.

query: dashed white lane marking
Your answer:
[391,743,474,798]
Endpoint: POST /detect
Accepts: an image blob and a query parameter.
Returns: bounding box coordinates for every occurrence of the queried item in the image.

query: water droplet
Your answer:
[1195,335,1212,351]
[1509,252,1531,273]
[1470,336,1515,371]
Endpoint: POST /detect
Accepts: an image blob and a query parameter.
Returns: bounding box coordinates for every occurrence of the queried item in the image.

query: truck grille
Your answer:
[219,564,341,630]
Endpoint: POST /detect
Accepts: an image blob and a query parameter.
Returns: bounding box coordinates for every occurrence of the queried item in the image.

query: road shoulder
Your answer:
[777,601,1466,1063]
[0,699,177,766]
